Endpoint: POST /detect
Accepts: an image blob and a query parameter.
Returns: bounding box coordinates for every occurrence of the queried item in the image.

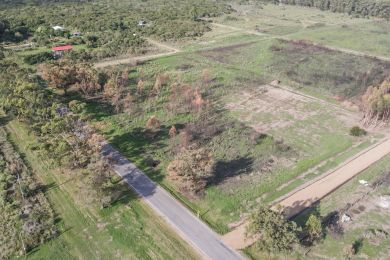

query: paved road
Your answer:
[101,143,243,260]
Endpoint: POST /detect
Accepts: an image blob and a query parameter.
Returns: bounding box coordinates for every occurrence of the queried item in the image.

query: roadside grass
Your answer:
[6,120,198,260]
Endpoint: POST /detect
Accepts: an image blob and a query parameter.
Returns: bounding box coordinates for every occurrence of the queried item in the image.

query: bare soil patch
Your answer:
[197,41,256,63]
[226,84,359,133]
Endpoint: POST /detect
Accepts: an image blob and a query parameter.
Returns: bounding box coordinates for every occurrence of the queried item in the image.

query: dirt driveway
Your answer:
[222,136,390,250]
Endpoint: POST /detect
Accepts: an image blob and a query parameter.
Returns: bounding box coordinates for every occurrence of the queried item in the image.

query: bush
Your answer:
[350,126,367,136]
[23,51,53,65]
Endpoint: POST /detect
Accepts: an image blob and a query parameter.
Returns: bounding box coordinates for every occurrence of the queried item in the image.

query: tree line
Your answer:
[0,59,117,209]
[265,0,390,19]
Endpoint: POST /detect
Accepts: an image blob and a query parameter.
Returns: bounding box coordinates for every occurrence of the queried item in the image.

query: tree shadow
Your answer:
[280,198,320,221]
[101,142,158,199]
[293,201,321,227]
[0,115,11,127]
[322,210,344,239]
[211,156,254,185]
[107,125,171,183]
[108,184,139,207]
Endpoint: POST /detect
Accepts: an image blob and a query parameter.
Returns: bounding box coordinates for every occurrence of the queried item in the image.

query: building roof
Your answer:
[52,26,65,31]
[52,45,73,51]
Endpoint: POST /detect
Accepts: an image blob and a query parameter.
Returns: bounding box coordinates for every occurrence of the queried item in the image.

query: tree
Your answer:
[305,214,323,244]
[167,147,214,193]
[86,156,113,208]
[247,206,300,253]
[0,19,10,38]
[362,76,390,125]
[169,125,177,137]
[137,79,145,94]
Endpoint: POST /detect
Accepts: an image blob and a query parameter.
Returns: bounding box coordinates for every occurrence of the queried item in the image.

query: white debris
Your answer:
[359,179,369,186]
[341,213,352,223]
[376,196,390,209]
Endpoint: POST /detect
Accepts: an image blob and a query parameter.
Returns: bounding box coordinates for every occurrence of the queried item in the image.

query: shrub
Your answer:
[23,51,53,65]
[145,115,161,130]
[350,126,367,136]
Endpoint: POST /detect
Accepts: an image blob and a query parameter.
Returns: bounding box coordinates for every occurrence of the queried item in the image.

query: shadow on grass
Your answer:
[211,156,254,185]
[0,115,11,127]
[108,126,172,183]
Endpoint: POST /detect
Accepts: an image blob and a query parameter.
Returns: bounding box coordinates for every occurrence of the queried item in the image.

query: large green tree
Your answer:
[247,206,300,252]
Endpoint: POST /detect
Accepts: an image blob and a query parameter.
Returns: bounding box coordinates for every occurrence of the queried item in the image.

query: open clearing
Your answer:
[89,28,389,236]
[213,3,390,57]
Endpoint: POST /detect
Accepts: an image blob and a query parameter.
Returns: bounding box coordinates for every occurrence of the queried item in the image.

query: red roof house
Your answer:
[52,45,73,52]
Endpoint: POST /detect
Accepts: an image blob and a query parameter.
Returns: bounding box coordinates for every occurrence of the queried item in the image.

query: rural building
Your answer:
[52,45,73,56]
[138,20,146,27]
[52,26,65,31]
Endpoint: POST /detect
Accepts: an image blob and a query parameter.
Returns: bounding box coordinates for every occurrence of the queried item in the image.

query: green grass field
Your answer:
[6,120,198,260]
[213,3,390,57]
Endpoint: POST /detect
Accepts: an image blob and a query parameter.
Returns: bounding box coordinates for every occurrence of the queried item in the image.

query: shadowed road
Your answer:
[102,143,243,260]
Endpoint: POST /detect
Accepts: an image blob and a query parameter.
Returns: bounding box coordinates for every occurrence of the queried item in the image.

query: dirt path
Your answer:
[274,136,390,218]
[146,38,180,52]
[94,51,179,68]
[222,136,390,250]
[211,23,390,62]
[94,38,181,68]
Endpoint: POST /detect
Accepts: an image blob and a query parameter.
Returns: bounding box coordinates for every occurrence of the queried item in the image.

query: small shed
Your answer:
[52,26,65,31]
[52,45,73,56]
[138,20,146,27]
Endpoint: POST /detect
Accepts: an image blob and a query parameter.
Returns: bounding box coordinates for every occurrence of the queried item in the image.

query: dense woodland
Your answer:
[0,0,231,59]
[265,0,390,19]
